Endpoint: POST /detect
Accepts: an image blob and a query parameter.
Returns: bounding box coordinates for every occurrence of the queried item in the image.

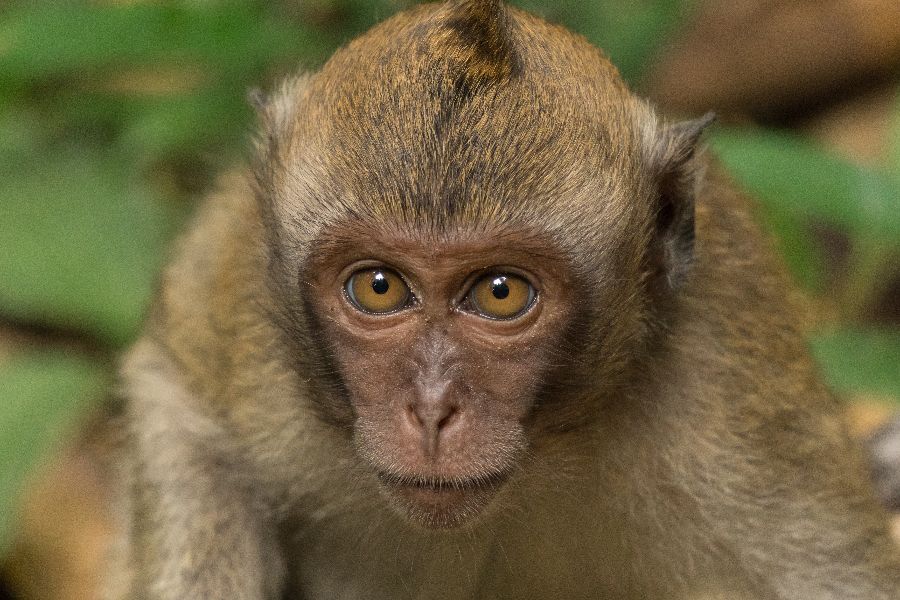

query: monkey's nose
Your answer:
[406,392,460,458]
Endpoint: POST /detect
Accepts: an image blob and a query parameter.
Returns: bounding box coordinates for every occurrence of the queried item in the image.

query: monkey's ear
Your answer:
[249,74,312,140]
[250,74,313,204]
[247,87,267,112]
[644,111,716,291]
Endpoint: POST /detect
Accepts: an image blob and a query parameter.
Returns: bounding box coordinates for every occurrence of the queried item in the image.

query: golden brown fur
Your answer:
[113,1,900,598]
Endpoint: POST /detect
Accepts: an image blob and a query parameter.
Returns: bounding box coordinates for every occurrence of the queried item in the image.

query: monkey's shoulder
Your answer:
[141,171,270,391]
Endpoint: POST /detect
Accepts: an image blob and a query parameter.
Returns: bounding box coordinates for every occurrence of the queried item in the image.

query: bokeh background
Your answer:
[1,0,898,598]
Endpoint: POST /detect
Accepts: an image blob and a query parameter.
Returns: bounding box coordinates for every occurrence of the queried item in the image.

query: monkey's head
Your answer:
[253,0,713,529]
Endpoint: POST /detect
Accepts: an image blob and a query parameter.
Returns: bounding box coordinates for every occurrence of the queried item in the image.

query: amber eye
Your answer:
[345,268,411,314]
[467,274,536,320]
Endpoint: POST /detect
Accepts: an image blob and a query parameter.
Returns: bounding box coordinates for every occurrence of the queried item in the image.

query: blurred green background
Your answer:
[0,0,898,591]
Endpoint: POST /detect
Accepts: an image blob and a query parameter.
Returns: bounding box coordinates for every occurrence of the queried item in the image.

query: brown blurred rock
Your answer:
[647,0,900,120]
[802,85,897,168]
[0,324,121,599]
[2,418,119,600]
[845,397,896,439]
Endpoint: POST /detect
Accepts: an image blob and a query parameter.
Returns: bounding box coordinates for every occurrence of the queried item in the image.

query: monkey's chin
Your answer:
[376,472,509,529]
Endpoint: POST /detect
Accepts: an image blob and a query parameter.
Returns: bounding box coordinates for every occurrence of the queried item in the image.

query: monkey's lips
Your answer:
[376,470,510,528]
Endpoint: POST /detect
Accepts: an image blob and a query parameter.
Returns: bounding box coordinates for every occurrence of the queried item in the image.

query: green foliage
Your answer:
[0,1,322,163]
[811,330,900,399]
[0,0,388,348]
[713,129,900,239]
[712,128,900,291]
[890,92,900,183]
[0,353,106,554]
[0,3,296,81]
[0,113,181,346]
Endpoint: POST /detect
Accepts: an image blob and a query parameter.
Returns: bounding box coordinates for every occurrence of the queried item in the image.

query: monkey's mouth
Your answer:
[376,470,510,528]
[377,470,509,492]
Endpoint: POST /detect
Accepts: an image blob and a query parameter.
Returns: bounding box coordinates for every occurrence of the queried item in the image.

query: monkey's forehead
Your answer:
[291,1,640,169]
[258,2,651,251]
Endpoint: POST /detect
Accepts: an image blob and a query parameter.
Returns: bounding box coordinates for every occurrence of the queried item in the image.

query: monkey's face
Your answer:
[303,225,578,528]
[253,0,706,533]
[259,0,663,530]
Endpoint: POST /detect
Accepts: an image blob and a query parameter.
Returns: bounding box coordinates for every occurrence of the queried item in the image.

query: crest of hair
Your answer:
[439,0,518,81]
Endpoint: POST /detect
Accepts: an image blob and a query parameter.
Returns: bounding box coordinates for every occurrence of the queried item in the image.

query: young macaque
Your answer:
[113,0,900,598]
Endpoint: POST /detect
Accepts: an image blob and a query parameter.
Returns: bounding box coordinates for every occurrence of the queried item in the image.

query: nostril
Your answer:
[436,405,458,432]
[406,403,424,429]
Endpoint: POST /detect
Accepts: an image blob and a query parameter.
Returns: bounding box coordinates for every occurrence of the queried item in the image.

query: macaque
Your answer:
[113,1,900,598]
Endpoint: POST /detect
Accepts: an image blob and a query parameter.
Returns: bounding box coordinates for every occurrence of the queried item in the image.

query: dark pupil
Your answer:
[491,277,510,300]
[371,272,390,295]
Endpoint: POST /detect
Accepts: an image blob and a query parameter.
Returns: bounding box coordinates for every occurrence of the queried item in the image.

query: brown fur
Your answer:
[112,2,900,598]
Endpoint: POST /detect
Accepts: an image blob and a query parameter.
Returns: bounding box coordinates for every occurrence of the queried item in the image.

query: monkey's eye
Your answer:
[465,274,536,320]
[345,268,411,314]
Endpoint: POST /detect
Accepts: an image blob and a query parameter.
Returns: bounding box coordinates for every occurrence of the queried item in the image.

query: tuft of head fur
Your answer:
[439,0,518,81]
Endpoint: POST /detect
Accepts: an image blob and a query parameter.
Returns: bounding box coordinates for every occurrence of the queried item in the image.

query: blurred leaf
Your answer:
[33,78,255,169]
[580,0,689,85]
[0,352,105,555]
[0,3,317,86]
[118,90,252,164]
[0,110,45,163]
[889,90,900,183]
[757,207,825,291]
[712,128,900,240]
[810,329,900,400]
[0,0,339,169]
[0,122,181,345]
[333,0,406,38]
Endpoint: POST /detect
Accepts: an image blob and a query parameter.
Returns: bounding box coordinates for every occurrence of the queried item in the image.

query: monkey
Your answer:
[111,0,900,598]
